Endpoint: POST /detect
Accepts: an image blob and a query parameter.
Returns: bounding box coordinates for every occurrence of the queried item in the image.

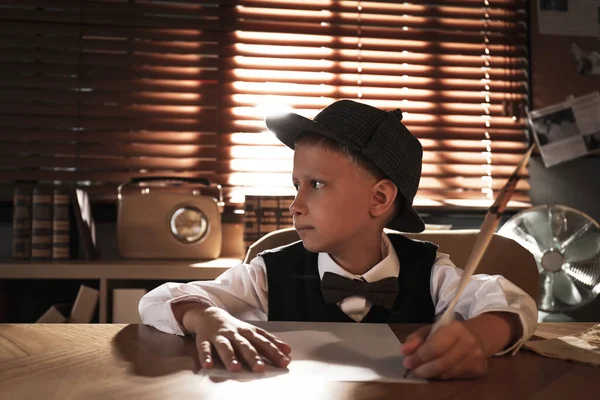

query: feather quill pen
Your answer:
[403,143,536,378]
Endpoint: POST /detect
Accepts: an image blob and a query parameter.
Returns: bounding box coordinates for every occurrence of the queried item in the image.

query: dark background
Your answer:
[1,1,599,322]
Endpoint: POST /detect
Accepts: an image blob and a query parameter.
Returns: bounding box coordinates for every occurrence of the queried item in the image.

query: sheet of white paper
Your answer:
[528,92,600,167]
[197,321,425,383]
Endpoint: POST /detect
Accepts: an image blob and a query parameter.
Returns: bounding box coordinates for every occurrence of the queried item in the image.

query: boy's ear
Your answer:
[370,179,398,219]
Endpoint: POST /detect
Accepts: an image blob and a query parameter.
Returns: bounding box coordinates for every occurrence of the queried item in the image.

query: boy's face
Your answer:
[290,142,380,254]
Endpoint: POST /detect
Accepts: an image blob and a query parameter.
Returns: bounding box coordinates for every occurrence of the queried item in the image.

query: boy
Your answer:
[139,100,537,380]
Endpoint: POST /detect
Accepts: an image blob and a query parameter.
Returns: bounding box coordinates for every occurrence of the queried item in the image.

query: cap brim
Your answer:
[386,205,425,233]
[266,112,334,150]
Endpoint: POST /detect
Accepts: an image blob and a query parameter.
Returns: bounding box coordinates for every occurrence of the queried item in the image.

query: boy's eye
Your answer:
[293,181,324,191]
[311,180,325,189]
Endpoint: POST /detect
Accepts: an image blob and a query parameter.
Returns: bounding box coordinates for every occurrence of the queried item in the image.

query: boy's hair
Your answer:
[295,131,406,222]
[296,131,385,180]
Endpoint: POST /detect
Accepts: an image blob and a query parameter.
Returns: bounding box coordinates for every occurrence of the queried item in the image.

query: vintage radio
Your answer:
[117,177,224,260]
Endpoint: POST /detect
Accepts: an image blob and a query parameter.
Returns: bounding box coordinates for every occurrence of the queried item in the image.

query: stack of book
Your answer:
[243,195,294,251]
[11,186,100,260]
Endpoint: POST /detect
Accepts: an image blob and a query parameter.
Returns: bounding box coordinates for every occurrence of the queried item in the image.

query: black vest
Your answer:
[261,233,438,323]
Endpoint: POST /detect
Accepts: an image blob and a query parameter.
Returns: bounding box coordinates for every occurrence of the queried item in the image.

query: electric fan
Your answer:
[499,205,600,317]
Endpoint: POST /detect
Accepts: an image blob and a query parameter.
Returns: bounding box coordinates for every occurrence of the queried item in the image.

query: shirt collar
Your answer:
[317,233,400,282]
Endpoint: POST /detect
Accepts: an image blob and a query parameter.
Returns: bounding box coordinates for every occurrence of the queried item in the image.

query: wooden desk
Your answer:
[0,323,597,399]
[0,258,240,323]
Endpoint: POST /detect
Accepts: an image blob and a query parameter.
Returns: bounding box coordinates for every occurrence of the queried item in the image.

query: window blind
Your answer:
[0,0,530,209]
[223,0,530,209]
[0,0,226,200]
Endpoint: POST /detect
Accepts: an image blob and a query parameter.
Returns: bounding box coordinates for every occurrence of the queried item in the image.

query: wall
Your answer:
[529,157,600,222]
[528,1,600,320]
[529,1,600,109]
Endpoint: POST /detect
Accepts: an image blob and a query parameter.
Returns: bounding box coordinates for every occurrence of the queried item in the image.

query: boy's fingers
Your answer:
[437,359,483,380]
[255,327,292,355]
[411,343,468,379]
[433,349,488,380]
[197,340,214,369]
[212,335,242,372]
[400,325,431,355]
[411,327,459,365]
[247,332,291,368]
[231,333,265,373]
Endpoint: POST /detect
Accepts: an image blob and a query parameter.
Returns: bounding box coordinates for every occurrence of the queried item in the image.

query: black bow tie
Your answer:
[320,272,399,310]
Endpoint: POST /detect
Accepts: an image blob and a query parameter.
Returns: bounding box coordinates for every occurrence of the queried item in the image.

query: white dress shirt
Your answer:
[139,234,537,355]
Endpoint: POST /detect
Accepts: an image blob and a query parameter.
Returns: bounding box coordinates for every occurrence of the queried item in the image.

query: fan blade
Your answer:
[503,224,545,260]
[562,231,600,262]
[563,258,600,293]
[558,220,595,252]
[538,271,556,312]
[549,207,568,243]
[553,269,583,307]
[522,207,554,252]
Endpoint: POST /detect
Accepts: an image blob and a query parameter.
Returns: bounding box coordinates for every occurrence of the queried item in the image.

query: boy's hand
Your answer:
[400,312,520,380]
[400,320,488,380]
[180,304,291,373]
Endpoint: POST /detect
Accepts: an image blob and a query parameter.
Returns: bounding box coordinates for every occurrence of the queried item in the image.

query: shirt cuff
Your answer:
[471,307,536,356]
[140,295,216,337]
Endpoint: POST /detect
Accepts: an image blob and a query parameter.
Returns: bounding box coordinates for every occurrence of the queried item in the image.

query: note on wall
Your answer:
[537,0,600,38]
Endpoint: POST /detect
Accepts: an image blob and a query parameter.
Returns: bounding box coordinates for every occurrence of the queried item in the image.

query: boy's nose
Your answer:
[289,195,307,216]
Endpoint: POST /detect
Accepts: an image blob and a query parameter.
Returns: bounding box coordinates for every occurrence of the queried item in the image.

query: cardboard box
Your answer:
[69,285,99,323]
[112,288,146,323]
[36,303,71,323]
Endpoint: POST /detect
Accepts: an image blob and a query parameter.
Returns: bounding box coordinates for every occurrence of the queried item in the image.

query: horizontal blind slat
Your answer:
[222,172,530,191]
[0,142,217,158]
[0,130,217,144]
[0,170,218,184]
[0,155,216,171]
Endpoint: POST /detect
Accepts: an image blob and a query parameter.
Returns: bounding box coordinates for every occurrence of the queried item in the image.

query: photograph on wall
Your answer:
[537,0,600,37]
[529,91,600,167]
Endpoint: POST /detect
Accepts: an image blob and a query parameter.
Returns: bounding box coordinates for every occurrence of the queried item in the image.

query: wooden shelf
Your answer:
[0,258,242,323]
[0,258,241,280]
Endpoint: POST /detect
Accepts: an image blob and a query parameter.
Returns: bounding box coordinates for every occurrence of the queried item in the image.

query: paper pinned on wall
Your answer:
[529,91,600,167]
[197,321,424,383]
[537,0,600,38]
